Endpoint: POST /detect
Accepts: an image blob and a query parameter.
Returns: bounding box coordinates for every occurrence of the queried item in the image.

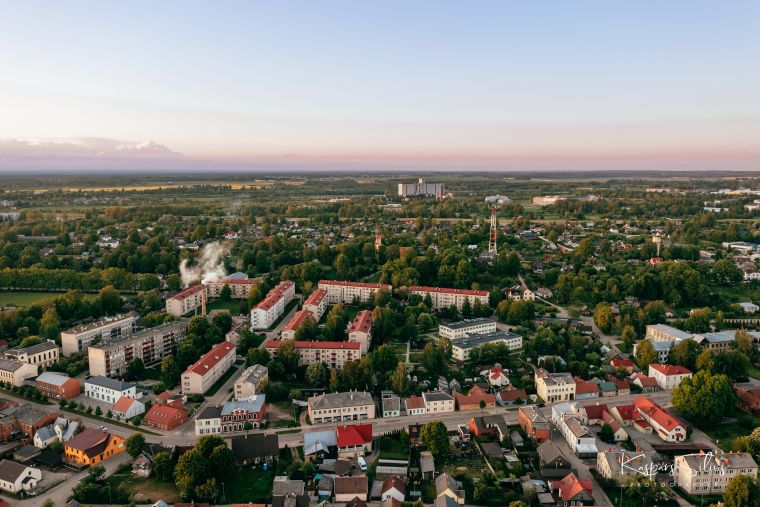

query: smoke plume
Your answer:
[179,241,229,287]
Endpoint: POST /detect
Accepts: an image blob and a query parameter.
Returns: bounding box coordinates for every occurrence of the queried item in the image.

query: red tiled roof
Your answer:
[633,396,683,432]
[573,377,599,395]
[405,395,425,409]
[631,373,658,387]
[144,404,187,425]
[454,385,496,406]
[556,472,593,502]
[582,403,609,420]
[304,289,327,306]
[612,404,636,421]
[349,310,373,334]
[408,286,489,297]
[319,280,391,290]
[265,340,360,350]
[649,364,692,376]
[184,341,235,376]
[283,309,314,332]
[254,280,294,311]
[169,284,204,301]
[497,387,527,402]
[382,476,407,495]
[112,396,137,413]
[610,359,634,368]
[336,424,373,447]
[66,427,109,453]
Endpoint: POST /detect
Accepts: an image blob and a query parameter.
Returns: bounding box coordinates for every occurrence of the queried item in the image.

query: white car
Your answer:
[358,456,367,472]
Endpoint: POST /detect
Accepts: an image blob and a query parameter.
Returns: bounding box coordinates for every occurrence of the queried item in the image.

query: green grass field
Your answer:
[104,474,181,503]
[0,291,97,308]
[206,298,245,314]
[226,467,275,503]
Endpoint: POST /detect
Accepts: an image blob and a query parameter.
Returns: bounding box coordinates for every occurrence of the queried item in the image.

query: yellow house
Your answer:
[64,428,126,466]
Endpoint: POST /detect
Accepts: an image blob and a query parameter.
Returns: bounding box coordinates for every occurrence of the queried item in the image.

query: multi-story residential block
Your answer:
[204,272,257,299]
[307,391,375,424]
[535,369,576,403]
[234,364,268,400]
[88,320,188,377]
[60,312,138,356]
[35,372,81,400]
[398,178,445,198]
[265,340,362,369]
[645,324,694,343]
[64,428,125,466]
[181,341,236,394]
[250,280,296,330]
[84,376,137,403]
[303,289,328,321]
[165,284,205,317]
[408,286,489,311]
[422,391,455,414]
[597,447,657,482]
[675,452,758,495]
[439,318,497,340]
[281,309,314,340]
[648,364,692,390]
[318,280,391,305]
[519,406,551,443]
[450,331,522,361]
[632,396,685,442]
[0,359,38,387]
[4,340,60,368]
[347,310,373,355]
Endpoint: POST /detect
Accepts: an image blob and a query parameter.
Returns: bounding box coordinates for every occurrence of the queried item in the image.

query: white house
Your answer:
[112,396,146,419]
[0,459,42,493]
[33,417,79,449]
[648,364,692,390]
[84,376,137,403]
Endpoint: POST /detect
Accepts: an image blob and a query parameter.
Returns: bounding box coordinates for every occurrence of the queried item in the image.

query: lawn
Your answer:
[702,412,760,450]
[226,467,275,503]
[206,298,244,314]
[204,364,241,396]
[0,290,97,308]
[375,435,410,460]
[104,474,181,504]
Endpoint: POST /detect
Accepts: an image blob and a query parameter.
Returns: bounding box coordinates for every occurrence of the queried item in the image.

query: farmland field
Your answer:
[0,291,97,308]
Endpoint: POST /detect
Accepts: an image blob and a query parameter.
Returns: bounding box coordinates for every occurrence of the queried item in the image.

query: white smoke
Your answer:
[179,242,230,287]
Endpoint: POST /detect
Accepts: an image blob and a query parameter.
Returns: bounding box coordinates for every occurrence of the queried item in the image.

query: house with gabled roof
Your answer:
[551,472,594,505]
[336,424,373,458]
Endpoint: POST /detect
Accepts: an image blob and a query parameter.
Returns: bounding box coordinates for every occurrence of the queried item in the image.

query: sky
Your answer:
[1,1,759,172]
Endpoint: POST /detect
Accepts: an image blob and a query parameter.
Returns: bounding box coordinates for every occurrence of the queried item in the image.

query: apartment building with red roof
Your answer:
[303,289,328,321]
[348,310,373,354]
[265,340,362,369]
[407,286,489,311]
[281,309,315,341]
[250,280,295,330]
[318,280,391,305]
[181,341,236,394]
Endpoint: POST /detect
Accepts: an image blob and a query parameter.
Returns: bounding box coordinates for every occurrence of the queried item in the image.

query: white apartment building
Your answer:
[648,364,693,390]
[408,286,489,311]
[234,364,269,400]
[303,289,328,321]
[675,452,758,495]
[205,272,256,299]
[88,320,188,377]
[265,340,362,369]
[0,359,38,387]
[181,341,236,394]
[84,376,137,403]
[347,310,373,355]
[422,391,455,413]
[308,391,375,424]
[60,312,138,356]
[450,331,522,361]
[165,284,205,317]
[439,318,497,340]
[535,369,576,403]
[4,340,60,368]
[250,280,296,330]
[645,324,693,343]
[281,309,314,341]
[318,280,391,305]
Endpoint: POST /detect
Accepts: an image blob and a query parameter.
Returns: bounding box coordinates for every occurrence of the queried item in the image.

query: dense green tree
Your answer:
[420,420,450,459]
[125,433,145,458]
[672,370,735,425]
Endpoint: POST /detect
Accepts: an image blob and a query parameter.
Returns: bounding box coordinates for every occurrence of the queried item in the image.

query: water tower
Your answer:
[653,232,662,257]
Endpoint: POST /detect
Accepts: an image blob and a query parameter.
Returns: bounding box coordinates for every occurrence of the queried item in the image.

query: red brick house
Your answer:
[518,406,550,443]
[35,372,81,400]
[0,404,61,442]
[143,404,188,431]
